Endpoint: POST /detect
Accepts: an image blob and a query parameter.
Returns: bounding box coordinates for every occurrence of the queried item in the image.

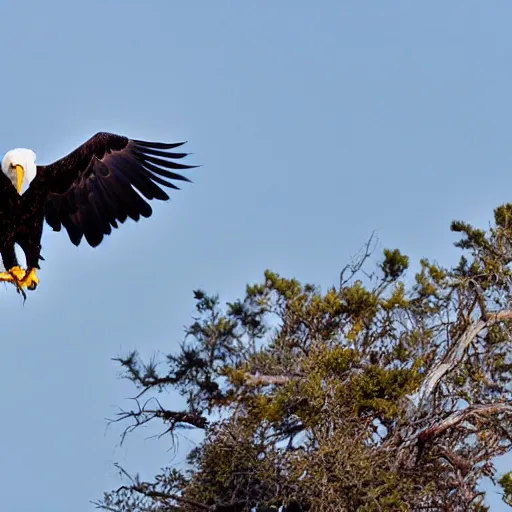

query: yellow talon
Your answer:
[0,271,15,282]
[9,266,26,281]
[0,267,39,292]
[20,268,39,290]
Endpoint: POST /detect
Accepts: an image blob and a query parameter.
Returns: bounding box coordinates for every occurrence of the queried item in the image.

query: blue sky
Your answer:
[0,1,511,510]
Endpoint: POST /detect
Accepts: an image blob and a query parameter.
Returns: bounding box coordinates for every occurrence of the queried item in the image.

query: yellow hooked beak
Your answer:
[15,165,24,194]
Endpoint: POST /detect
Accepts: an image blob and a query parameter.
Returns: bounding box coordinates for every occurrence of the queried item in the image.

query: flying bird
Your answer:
[0,132,195,293]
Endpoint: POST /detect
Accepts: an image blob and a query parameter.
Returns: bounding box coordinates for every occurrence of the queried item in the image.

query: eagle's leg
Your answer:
[0,246,28,299]
[14,239,42,291]
[0,245,23,283]
[5,267,27,298]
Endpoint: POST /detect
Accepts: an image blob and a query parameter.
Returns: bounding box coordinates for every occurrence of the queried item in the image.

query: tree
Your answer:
[95,204,512,511]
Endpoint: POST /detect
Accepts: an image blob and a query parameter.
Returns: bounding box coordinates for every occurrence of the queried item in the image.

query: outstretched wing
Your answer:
[33,132,195,247]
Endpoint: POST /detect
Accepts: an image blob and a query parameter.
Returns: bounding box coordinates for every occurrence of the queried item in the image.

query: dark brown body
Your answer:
[0,177,47,270]
[0,132,194,273]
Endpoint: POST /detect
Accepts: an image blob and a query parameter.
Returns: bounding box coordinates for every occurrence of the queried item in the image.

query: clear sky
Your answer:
[1,1,511,510]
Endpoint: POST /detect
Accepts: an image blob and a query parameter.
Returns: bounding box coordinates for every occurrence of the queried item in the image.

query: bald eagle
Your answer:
[0,132,194,292]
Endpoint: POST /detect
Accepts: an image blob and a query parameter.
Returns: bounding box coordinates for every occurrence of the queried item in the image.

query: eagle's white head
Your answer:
[1,148,37,194]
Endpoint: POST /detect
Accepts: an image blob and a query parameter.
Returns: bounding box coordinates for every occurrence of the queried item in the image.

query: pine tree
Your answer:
[96,204,512,511]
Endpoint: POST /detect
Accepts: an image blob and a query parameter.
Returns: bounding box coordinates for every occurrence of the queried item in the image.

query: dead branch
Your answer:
[417,403,512,444]
[339,232,377,288]
[243,374,293,386]
[108,397,207,445]
[407,309,512,412]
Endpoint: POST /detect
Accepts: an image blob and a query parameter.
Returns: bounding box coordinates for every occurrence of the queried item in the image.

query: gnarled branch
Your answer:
[418,403,512,444]
[407,309,512,412]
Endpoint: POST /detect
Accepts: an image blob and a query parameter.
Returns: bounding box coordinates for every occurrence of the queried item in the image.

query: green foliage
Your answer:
[347,364,422,419]
[380,248,409,281]
[97,205,512,512]
[500,471,512,507]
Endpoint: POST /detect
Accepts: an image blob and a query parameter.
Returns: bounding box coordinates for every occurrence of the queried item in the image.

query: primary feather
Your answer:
[32,132,195,247]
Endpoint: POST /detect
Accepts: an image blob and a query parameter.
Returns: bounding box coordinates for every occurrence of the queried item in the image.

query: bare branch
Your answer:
[407,309,512,412]
[129,486,209,511]
[418,403,512,444]
[339,232,377,288]
[108,397,207,445]
[101,484,209,511]
[243,374,293,386]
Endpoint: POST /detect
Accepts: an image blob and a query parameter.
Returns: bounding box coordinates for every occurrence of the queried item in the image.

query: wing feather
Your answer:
[33,132,195,247]
[134,151,194,171]
[141,160,192,183]
[131,140,186,150]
